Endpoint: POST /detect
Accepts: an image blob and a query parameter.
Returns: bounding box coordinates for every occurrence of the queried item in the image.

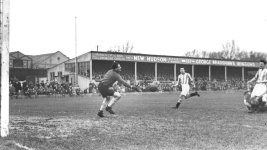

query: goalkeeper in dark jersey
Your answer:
[97,61,140,117]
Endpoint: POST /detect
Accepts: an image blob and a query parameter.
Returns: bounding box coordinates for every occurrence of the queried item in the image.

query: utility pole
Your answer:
[74,16,78,86]
[0,0,10,137]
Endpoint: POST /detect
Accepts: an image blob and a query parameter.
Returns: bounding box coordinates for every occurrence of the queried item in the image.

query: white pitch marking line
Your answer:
[13,141,35,150]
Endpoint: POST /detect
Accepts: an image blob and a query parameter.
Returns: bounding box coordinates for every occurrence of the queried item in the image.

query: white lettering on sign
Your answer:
[212,60,235,66]
[181,59,193,64]
[92,52,257,67]
[133,56,145,61]
[146,57,167,62]
[236,62,255,67]
[196,59,211,65]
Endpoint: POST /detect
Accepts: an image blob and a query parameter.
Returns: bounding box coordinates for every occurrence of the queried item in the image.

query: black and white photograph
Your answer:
[1,0,267,149]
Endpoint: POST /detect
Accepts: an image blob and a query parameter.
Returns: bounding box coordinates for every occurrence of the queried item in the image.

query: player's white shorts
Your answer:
[180,84,190,96]
[251,83,267,97]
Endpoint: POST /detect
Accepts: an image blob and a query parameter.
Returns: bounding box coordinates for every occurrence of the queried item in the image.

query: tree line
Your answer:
[185,40,267,61]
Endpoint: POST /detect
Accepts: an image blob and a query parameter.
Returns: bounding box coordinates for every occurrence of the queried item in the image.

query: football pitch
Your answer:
[1,91,267,150]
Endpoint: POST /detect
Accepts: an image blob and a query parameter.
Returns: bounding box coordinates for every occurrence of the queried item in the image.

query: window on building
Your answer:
[13,59,23,68]
[78,62,88,76]
[50,72,55,81]
[9,60,13,68]
[65,63,75,73]
[87,61,90,77]
[23,61,28,68]
[28,61,32,68]
[58,71,62,77]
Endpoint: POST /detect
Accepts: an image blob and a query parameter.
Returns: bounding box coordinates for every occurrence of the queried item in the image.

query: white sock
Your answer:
[108,97,117,107]
[108,92,121,107]
[100,97,109,111]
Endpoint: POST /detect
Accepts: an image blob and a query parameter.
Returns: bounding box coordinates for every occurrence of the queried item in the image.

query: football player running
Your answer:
[172,68,200,109]
[97,61,140,117]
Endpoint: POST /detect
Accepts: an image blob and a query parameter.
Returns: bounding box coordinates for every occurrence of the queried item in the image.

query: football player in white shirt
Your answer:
[173,68,200,109]
[245,59,267,111]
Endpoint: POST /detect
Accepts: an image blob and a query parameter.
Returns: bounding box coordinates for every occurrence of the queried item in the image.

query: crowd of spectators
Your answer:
[7,76,251,99]
[92,71,249,91]
[194,77,247,91]
[157,73,174,81]
[9,79,82,98]
[92,72,175,81]
[8,68,253,98]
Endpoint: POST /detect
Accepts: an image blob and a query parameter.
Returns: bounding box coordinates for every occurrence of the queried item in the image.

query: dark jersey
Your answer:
[100,69,131,88]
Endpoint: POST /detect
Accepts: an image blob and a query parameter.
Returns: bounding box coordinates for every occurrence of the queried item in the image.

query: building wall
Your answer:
[47,52,92,89]
[77,75,90,90]
[48,66,91,90]
[36,77,48,84]
[47,62,66,82]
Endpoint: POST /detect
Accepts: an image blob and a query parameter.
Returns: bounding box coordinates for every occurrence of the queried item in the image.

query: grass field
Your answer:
[1,91,267,150]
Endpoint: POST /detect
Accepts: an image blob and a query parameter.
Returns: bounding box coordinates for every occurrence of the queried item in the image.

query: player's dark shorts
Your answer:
[98,82,115,98]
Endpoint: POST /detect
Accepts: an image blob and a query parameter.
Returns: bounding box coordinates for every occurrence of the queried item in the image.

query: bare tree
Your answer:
[209,51,221,59]
[201,50,209,58]
[221,40,240,59]
[185,49,201,57]
[184,51,192,57]
[122,41,134,53]
[107,41,134,53]
[185,40,267,62]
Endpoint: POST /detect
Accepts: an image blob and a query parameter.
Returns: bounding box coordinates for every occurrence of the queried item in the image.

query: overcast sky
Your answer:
[10,0,267,58]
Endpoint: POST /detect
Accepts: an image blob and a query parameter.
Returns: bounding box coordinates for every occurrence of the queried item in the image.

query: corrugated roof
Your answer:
[28,52,55,64]
[29,51,70,65]
[9,51,32,60]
